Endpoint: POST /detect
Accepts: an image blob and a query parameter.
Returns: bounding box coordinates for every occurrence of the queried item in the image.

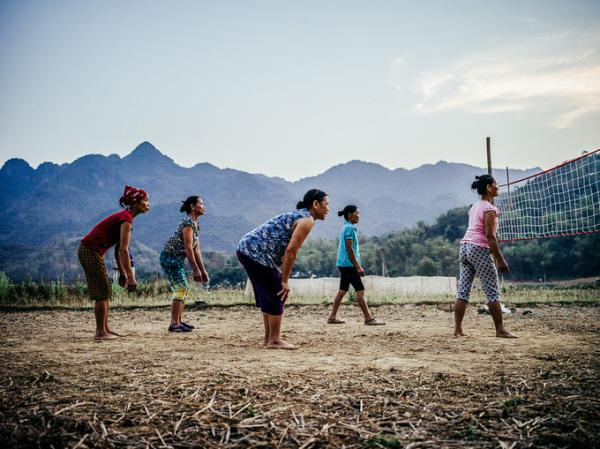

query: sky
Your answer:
[1,0,599,180]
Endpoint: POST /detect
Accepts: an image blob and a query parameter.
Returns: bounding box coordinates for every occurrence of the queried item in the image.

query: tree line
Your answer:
[205,205,599,283]
[292,206,600,281]
[1,205,598,285]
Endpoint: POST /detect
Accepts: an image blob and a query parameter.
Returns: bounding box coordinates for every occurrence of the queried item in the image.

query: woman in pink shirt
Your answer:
[454,175,516,338]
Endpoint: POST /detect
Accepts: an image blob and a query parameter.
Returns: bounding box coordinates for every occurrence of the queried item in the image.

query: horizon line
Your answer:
[1,140,543,183]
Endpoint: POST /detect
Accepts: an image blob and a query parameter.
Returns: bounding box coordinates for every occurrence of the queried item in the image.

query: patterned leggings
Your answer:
[457,243,500,303]
[160,252,189,302]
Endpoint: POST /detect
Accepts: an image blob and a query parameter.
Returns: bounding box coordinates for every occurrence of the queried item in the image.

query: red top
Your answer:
[81,209,133,255]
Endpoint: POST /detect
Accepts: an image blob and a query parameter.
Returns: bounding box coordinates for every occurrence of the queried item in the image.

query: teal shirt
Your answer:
[336,220,361,267]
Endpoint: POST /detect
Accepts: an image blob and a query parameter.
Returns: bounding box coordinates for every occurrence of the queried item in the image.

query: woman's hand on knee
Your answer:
[278,282,290,303]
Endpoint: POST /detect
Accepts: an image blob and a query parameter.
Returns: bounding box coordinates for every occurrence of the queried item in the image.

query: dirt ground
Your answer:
[1,303,599,448]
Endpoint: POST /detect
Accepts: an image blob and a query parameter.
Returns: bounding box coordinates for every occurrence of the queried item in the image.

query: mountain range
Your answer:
[0,141,540,256]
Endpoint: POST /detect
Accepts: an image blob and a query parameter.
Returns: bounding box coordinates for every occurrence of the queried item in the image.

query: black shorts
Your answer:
[237,251,284,316]
[338,266,365,292]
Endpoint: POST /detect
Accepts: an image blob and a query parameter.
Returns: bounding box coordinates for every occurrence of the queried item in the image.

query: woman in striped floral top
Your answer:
[160,196,209,333]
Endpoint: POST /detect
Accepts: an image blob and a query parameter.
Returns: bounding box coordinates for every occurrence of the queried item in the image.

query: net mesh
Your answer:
[496,149,600,242]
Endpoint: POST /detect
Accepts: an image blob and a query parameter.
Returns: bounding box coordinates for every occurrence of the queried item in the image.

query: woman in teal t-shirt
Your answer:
[327,205,384,325]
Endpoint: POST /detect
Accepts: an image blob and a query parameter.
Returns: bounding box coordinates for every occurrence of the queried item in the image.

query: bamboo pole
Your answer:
[486,137,492,175]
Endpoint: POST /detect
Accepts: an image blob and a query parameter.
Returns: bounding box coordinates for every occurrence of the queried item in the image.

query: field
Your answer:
[1,289,599,449]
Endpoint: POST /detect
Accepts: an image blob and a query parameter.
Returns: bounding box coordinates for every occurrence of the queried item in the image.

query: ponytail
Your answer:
[180,196,200,213]
[296,189,327,210]
[337,205,358,220]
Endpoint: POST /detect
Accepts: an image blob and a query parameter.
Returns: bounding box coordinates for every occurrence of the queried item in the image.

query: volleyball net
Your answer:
[496,149,600,242]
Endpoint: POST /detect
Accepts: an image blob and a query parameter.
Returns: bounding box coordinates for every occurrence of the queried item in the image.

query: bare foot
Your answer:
[107,329,127,337]
[327,318,346,324]
[265,340,295,350]
[453,329,466,337]
[364,318,385,326]
[95,333,117,341]
[496,329,517,338]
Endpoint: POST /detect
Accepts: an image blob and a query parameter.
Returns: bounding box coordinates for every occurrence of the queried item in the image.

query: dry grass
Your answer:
[3,281,599,310]
[1,302,599,448]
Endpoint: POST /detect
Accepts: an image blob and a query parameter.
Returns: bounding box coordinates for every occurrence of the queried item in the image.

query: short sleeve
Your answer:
[482,202,498,216]
[181,217,195,229]
[343,225,355,241]
[118,210,133,224]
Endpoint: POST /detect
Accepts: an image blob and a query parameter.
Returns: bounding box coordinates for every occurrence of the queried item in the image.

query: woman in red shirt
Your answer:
[78,186,150,340]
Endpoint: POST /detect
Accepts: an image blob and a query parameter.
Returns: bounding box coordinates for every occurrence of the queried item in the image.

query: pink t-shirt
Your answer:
[461,200,499,248]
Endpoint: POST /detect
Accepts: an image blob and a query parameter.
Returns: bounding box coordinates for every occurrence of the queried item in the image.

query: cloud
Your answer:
[402,31,600,128]
[387,57,406,92]
[518,16,541,25]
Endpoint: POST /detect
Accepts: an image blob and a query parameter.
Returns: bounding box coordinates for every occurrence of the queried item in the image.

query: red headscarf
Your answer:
[121,185,148,207]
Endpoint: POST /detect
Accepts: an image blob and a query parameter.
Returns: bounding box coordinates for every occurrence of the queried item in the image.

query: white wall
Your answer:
[245,275,457,297]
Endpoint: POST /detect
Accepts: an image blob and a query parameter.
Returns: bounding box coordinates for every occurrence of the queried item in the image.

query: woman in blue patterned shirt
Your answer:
[160,196,209,333]
[237,189,329,349]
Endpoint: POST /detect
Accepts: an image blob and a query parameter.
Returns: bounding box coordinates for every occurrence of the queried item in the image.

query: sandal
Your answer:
[327,318,346,324]
[364,318,385,326]
[168,324,192,333]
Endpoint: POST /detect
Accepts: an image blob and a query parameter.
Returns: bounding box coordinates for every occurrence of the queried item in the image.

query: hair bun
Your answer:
[471,174,495,194]
[297,189,327,210]
[337,211,344,217]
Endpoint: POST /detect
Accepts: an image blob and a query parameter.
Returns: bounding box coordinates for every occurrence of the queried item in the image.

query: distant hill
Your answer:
[291,159,540,237]
[0,141,540,279]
